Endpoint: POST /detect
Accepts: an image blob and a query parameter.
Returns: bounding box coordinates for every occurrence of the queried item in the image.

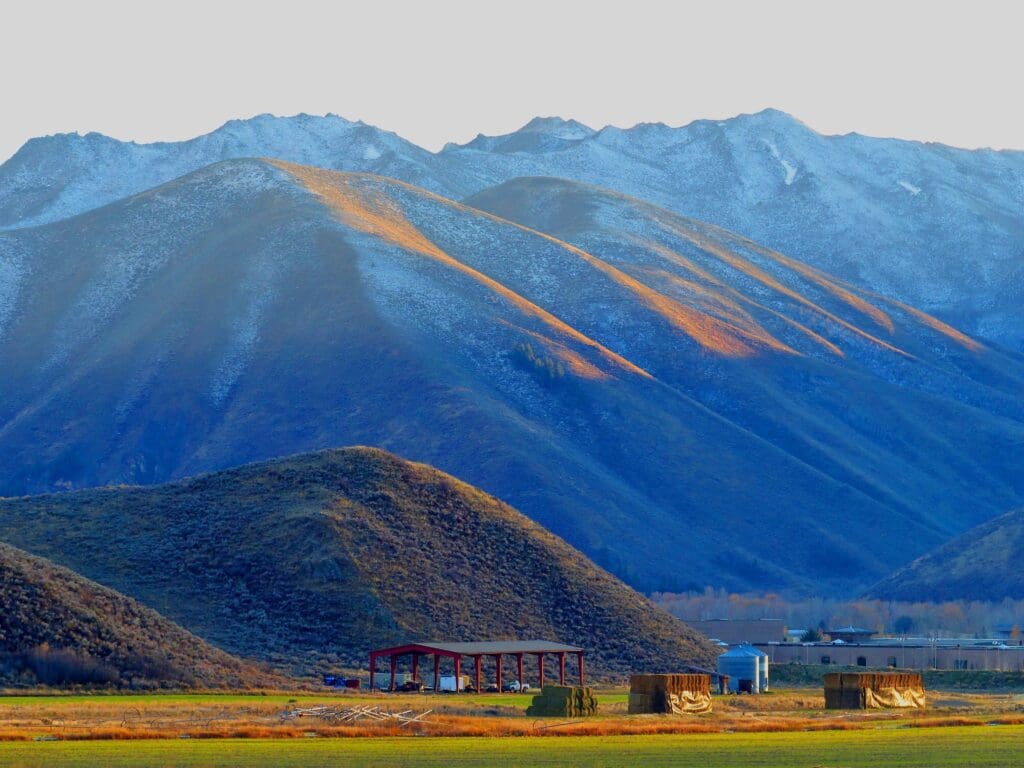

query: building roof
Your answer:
[720,643,768,658]
[759,640,1024,650]
[370,640,583,657]
[828,626,876,635]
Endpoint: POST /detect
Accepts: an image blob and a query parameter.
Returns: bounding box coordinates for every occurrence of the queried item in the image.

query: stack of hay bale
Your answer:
[628,674,712,714]
[525,685,599,717]
[824,672,925,709]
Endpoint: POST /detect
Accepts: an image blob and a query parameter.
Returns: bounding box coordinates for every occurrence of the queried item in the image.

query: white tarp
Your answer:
[865,686,926,709]
[668,690,713,714]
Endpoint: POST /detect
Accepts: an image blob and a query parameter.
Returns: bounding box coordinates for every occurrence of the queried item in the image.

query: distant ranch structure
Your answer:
[762,639,1024,672]
[368,641,584,693]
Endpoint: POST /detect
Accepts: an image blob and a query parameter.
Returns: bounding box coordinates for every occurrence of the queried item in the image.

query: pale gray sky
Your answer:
[2,0,1022,162]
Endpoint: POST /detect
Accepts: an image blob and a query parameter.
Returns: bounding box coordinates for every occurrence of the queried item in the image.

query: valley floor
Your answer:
[1,687,1023,765]
[2,726,1023,767]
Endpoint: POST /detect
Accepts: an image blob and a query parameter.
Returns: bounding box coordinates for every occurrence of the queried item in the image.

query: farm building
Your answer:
[367,640,584,692]
[760,638,1024,671]
[824,672,925,709]
[826,626,877,643]
[628,674,712,714]
[717,644,769,693]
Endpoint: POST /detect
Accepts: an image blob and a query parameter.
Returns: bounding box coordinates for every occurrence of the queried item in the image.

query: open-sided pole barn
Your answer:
[368,640,584,692]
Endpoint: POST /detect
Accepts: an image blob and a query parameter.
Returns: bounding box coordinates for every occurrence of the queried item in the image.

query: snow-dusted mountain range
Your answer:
[1,160,1022,595]
[2,110,1022,349]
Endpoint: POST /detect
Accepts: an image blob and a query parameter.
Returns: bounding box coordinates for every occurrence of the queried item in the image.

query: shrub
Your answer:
[24,645,120,686]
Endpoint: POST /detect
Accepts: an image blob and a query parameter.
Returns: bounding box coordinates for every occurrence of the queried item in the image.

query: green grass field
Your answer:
[0,725,1021,768]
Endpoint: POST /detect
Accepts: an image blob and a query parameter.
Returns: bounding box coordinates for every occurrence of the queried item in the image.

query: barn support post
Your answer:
[369,653,376,691]
[516,653,524,690]
[495,654,503,692]
[433,654,441,692]
[389,654,397,691]
[558,651,566,685]
[474,655,482,694]
[454,656,461,693]
[577,651,585,686]
[412,652,420,683]
[537,653,545,689]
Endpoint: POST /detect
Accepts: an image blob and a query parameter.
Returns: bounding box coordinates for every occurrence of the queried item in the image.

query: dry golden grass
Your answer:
[2,688,1021,742]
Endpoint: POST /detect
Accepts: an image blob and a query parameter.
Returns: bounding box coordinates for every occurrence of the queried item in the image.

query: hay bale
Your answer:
[525,685,599,717]
[823,672,843,689]
[823,672,925,710]
[628,674,712,714]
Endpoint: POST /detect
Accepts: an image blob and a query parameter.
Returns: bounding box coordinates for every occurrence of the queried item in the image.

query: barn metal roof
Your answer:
[720,643,768,657]
[828,626,875,634]
[370,640,583,656]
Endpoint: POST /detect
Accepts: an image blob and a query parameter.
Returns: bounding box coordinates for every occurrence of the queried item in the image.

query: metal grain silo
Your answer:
[717,644,767,693]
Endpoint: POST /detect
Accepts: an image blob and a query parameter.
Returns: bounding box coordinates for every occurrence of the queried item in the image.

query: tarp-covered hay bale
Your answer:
[628,674,712,714]
[824,672,925,710]
[525,685,599,717]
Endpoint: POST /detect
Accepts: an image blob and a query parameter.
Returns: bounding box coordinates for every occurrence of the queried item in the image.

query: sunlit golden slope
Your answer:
[276,162,982,367]
[270,160,647,378]
[462,176,994,369]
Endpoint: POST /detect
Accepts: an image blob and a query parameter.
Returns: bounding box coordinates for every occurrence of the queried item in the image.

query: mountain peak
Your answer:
[519,116,595,138]
[729,107,809,131]
[455,116,596,153]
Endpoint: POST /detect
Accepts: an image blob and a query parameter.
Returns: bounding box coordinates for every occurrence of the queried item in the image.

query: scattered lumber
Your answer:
[280,704,433,726]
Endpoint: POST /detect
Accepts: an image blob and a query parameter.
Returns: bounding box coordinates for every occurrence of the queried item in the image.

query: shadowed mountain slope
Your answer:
[463,177,1024,528]
[0,448,718,677]
[0,541,275,688]
[0,160,1022,594]
[866,508,1024,602]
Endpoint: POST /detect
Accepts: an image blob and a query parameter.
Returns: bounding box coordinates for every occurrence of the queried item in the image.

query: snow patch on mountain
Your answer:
[45,241,174,370]
[0,238,25,342]
[763,139,798,185]
[210,286,271,407]
[113,325,182,426]
[207,221,294,406]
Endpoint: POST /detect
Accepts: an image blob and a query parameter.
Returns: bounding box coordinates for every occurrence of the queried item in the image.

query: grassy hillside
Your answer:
[0,542,277,688]
[866,508,1024,601]
[0,447,716,677]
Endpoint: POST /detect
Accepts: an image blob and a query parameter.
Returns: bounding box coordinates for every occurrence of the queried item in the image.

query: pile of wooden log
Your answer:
[281,704,433,726]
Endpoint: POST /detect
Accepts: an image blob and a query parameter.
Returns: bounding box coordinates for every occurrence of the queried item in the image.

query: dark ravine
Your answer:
[0,447,719,678]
